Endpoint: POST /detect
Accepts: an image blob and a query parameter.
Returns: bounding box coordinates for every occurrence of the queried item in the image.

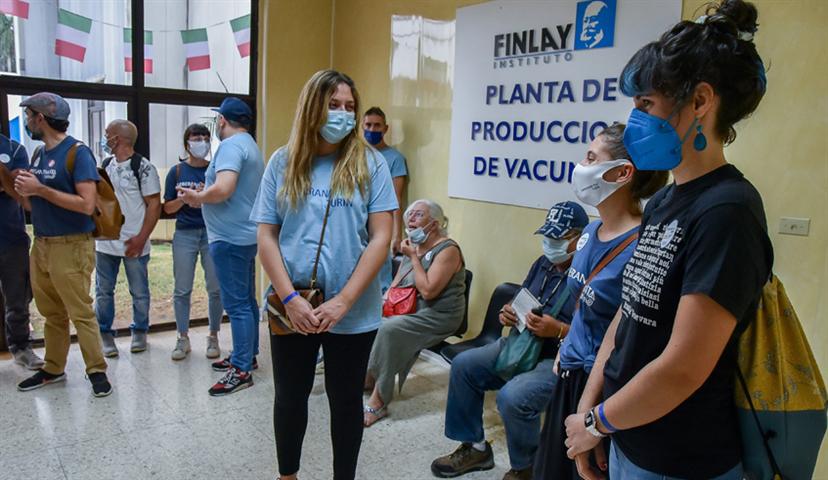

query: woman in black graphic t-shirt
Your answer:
[562,1,773,480]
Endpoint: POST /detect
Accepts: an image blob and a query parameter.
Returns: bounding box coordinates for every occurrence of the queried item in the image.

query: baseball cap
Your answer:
[211,97,253,124]
[20,92,71,121]
[534,201,589,239]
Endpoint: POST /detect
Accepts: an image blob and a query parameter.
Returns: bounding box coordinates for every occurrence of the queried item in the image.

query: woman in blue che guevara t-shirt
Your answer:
[162,123,223,361]
[250,70,398,480]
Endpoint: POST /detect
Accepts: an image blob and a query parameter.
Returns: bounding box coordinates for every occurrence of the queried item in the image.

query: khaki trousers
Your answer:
[30,233,106,375]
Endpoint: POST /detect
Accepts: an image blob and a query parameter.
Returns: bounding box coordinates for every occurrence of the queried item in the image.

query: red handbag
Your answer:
[382,286,417,317]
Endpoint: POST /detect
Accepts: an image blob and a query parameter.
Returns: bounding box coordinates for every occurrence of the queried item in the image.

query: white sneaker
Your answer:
[205,335,220,359]
[171,336,191,361]
[13,347,45,370]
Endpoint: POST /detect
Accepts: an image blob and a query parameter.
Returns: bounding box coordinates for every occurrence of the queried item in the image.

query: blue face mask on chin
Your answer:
[623,108,699,171]
[320,110,356,144]
[364,130,383,146]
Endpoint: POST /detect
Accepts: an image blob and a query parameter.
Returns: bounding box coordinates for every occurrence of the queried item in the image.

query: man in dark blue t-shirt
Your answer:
[12,92,112,398]
[0,133,43,369]
[432,202,589,479]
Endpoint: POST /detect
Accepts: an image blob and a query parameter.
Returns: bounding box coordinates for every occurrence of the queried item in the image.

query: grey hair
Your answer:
[404,199,449,236]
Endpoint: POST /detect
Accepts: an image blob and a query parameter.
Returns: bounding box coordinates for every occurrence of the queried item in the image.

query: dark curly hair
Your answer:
[619,0,766,145]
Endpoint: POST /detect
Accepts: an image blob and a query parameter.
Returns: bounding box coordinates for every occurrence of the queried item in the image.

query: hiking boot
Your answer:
[101,332,119,358]
[211,355,258,372]
[503,467,533,480]
[17,370,66,392]
[89,372,113,397]
[431,442,495,478]
[205,335,220,359]
[13,346,45,370]
[130,331,147,353]
[208,367,253,396]
[171,336,191,361]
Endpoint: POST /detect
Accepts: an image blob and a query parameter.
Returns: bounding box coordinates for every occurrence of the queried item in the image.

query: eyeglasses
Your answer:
[409,211,427,219]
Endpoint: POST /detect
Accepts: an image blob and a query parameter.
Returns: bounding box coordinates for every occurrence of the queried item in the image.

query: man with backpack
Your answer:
[95,119,161,357]
[12,92,112,397]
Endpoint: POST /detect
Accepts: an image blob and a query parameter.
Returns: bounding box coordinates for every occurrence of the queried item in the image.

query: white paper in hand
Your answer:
[511,288,542,333]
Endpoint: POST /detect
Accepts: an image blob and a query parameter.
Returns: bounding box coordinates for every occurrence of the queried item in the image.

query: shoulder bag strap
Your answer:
[65,143,81,178]
[575,231,638,312]
[309,187,334,290]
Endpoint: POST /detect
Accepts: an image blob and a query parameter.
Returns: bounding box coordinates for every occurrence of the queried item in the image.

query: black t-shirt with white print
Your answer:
[603,164,773,479]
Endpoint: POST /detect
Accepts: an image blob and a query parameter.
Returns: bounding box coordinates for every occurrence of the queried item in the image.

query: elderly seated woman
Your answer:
[363,199,466,426]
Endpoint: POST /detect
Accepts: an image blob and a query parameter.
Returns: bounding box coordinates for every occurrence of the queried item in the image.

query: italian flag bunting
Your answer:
[230,14,251,58]
[181,28,210,71]
[55,8,92,62]
[0,0,29,19]
[124,28,153,73]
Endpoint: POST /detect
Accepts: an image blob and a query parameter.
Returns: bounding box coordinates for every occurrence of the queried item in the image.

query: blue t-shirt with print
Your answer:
[559,220,638,371]
[0,134,30,247]
[202,132,263,246]
[29,136,99,238]
[378,146,408,178]
[250,147,399,334]
[164,161,207,230]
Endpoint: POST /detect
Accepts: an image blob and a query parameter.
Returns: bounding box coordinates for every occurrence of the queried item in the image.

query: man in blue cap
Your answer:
[431,201,588,480]
[0,132,44,370]
[178,97,264,396]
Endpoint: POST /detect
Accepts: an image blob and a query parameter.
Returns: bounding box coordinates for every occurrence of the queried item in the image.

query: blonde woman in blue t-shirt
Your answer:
[251,70,398,480]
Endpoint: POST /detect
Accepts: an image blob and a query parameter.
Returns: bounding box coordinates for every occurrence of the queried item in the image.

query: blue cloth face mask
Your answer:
[364,130,383,146]
[320,110,356,144]
[542,237,573,265]
[623,108,699,171]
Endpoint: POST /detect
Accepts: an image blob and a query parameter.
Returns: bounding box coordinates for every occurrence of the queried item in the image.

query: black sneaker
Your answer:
[431,442,495,478]
[208,367,253,396]
[17,369,66,392]
[88,372,113,397]
[211,355,258,372]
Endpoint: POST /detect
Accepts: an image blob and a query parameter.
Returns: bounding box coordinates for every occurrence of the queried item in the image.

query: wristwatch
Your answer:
[584,409,606,438]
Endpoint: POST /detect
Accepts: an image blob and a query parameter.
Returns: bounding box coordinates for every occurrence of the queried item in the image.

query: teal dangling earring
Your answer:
[693,122,707,151]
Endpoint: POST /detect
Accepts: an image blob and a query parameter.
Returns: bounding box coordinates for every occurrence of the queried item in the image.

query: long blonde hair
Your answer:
[281,70,370,208]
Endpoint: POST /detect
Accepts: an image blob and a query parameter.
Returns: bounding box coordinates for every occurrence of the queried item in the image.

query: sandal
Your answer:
[363,404,388,427]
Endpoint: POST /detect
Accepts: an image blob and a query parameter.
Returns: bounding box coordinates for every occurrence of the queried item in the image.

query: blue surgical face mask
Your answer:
[320,110,356,144]
[542,237,573,265]
[623,108,698,171]
[408,226,429,245]
[364,130,383,146]
[100,137,113,155]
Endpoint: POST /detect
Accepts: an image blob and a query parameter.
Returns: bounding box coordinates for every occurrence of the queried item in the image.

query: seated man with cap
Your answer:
[430,201,589,480]
[178,97,264,397]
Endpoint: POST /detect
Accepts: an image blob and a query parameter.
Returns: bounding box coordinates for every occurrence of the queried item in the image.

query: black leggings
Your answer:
[270,330,377,480]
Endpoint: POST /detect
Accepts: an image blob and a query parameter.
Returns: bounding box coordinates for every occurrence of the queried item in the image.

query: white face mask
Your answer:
[572,159,632,207]
[542,237,573,264]
[188,140,211,159]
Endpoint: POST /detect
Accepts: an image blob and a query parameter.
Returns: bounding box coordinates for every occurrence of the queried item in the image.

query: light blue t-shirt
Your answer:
[250,147,398,334]
[559,220,638,372]
[378,146,408,178]
[203,132,264,246]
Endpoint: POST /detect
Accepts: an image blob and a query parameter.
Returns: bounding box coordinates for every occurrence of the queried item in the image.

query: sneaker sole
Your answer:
[93,386,113,398]
[17,374,67,392]
[430,458,495,478]
[208,379,254,397]
[130,346,147,353]
[205,350,221,359]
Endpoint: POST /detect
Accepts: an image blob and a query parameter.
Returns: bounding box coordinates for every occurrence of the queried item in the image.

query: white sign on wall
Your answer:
[448,0,681,210]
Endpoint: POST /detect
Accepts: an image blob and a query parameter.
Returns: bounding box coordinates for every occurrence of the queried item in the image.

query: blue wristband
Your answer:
[598,403,618,433]
[282,291,300,305]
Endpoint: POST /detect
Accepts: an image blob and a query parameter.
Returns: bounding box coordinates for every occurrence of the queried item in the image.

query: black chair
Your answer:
[452,269,473,338]
[440,282,520,363]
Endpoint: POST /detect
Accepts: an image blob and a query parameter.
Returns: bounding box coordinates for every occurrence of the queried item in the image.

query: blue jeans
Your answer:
[610,442,743,480]
[445,338,558,470]
[95,251,150,334]
[209,241,259,372]
[173,228,222,333]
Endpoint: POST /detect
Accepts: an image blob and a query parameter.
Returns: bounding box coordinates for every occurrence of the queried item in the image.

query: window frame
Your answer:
[0,0,259,155]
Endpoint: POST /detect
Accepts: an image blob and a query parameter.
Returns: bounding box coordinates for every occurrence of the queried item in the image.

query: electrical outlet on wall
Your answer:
[779,217,810,236]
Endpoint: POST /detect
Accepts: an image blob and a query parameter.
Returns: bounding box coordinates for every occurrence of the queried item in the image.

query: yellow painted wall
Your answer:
[261,0,827,475]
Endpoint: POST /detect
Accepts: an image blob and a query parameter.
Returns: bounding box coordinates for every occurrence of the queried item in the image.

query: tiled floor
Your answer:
[0,324,512,480]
